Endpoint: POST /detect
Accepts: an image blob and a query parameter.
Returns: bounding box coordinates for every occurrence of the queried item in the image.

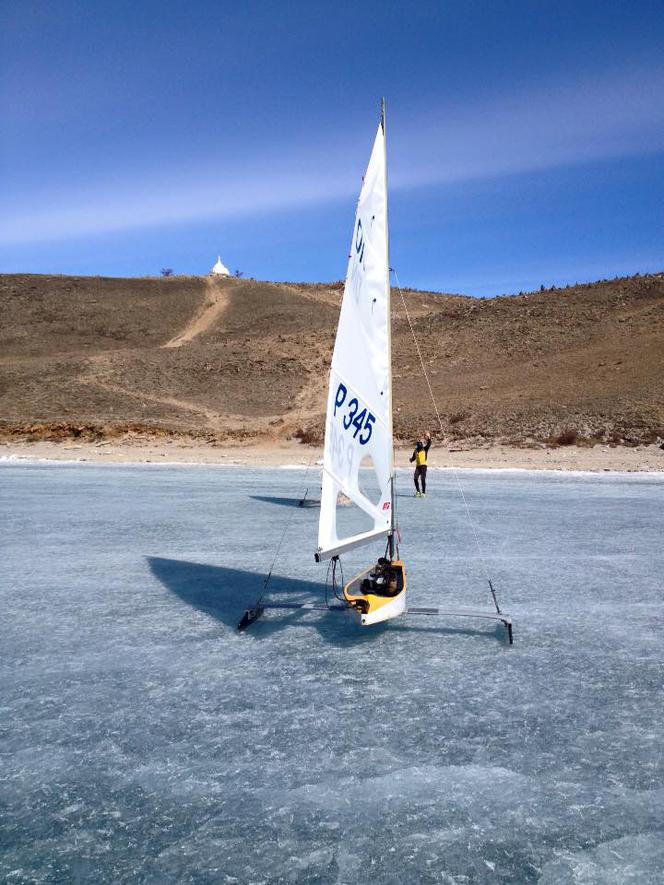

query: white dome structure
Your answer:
[210,256,230,276]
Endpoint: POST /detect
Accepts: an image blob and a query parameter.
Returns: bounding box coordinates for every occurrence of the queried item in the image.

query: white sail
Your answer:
[316,117,393,562]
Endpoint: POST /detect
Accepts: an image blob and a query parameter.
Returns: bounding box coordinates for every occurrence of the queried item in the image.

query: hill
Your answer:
[1,272,663,447]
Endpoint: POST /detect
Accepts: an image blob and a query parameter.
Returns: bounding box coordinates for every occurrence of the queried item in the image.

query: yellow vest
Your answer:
[415,449,427,466]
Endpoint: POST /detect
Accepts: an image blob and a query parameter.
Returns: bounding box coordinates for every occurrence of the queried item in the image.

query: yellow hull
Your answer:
[343,560,407,626]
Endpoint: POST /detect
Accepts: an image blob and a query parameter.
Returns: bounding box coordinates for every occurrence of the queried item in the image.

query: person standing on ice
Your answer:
[410,431,431,497]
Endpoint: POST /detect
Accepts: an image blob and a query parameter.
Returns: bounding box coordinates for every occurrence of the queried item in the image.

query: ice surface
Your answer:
[1,463,663,883]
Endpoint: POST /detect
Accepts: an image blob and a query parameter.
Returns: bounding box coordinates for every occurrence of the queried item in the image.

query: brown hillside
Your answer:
[1,272,663,446]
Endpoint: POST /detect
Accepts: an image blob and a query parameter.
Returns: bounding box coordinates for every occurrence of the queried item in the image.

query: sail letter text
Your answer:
[334,382,347,415]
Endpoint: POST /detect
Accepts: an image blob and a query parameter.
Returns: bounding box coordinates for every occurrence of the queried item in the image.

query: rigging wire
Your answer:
[325,556,346,607]
[325,559,332,607]
[333,556,345,602]
[255,453,316,607]
[391,268,500,612]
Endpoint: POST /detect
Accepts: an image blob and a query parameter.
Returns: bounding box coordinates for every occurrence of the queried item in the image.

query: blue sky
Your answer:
[1,0,663,296]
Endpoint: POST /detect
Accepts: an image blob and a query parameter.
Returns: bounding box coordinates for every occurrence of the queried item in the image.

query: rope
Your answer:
[391,269,500,611]
[255,454,316,606]
[325,556,346,607]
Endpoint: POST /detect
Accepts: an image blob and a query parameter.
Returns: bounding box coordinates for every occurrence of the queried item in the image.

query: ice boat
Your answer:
[239,101,512,641]
[311,99,405,625]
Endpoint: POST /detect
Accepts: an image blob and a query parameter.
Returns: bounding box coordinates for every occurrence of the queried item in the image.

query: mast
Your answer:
[382,98,396,559]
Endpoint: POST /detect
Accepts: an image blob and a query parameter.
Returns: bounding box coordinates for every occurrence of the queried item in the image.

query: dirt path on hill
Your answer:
[80,352,279,432]
[163,278,230,348]
[79,373,266,432]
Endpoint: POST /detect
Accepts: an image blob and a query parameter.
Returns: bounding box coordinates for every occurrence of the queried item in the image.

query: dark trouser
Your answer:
[414,465,427,493]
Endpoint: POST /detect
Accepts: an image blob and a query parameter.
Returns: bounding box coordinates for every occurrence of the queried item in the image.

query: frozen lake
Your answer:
[2,462,663,883]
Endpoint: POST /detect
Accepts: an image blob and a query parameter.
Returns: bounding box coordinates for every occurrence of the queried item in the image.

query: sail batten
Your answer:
[316,117,392,561]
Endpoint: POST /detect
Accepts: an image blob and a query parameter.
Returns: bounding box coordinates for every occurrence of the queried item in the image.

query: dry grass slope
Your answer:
[1,271,663,447]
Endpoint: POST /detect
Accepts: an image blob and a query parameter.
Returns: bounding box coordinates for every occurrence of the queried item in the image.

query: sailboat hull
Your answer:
[343,560,407,626]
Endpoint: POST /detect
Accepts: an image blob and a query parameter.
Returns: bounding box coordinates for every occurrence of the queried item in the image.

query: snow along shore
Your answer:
[1,438,662,472]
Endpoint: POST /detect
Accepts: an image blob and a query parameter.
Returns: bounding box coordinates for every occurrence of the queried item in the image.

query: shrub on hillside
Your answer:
[555,428,578,446]
[294,426,323,445]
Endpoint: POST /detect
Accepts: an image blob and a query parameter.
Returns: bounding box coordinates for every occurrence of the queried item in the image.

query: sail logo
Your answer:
[333,382,375,445]
[382,502,391,511]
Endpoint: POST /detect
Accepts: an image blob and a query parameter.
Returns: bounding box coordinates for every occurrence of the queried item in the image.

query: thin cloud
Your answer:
[1,169,357,246]
[2,63,663,245]
[392,63,664,189]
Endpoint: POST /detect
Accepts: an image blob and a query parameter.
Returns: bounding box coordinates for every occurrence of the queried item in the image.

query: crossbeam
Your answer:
[407,605,513,644]
[259,602,346,612]
[238,601,513,643]
[237,601,346,631]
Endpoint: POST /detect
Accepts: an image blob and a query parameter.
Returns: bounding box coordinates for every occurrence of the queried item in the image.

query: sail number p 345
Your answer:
[334,383,375,445]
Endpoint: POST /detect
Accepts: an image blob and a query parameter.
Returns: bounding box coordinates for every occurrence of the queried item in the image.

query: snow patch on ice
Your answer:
[0,454,87,465]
